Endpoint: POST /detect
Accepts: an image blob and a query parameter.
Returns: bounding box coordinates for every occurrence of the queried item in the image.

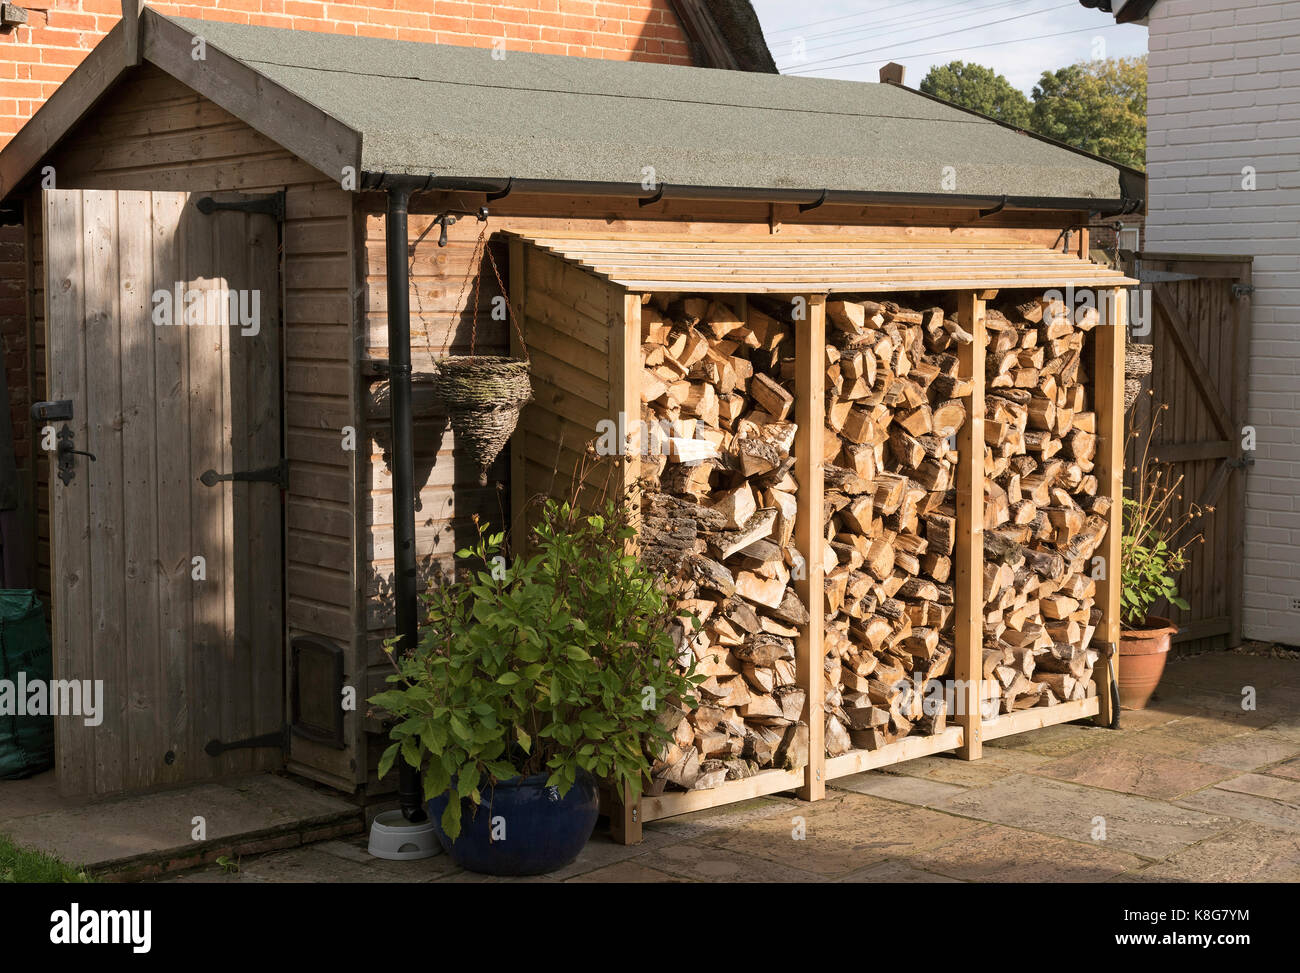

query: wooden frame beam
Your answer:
[1092,287,1126,727]
[794,293,826,801]
[954,291,986,760]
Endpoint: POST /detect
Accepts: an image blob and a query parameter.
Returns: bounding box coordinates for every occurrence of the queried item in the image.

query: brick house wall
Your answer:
[1145,0,1300,642]
[0,0,697,526]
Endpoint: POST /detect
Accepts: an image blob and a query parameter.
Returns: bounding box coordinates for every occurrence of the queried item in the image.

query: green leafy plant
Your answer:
[1120,401,1209,628]
[370,459,701,839]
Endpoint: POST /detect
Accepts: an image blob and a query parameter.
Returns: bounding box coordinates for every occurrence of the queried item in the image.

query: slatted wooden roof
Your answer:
[511,233,1139,293]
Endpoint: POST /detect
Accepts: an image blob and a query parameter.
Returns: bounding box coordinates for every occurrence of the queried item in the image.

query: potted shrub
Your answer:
[1118,403,1210,709]
[370,488,700,876]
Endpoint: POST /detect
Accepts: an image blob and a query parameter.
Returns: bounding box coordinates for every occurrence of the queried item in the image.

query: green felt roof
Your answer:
[166,15,1129,202]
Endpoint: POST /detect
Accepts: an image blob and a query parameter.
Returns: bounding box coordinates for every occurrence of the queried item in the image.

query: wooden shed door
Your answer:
[1129,252,1253,651]
[44,189,284,797]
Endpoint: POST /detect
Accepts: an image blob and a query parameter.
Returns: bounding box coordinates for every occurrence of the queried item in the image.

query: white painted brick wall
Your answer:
[1145,0,1300,643]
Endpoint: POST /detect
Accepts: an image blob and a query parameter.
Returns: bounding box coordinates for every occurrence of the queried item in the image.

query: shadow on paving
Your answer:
[155,652,1300,883]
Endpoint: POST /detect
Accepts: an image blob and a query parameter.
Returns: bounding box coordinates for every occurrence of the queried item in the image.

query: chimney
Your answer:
[879,62,905,85]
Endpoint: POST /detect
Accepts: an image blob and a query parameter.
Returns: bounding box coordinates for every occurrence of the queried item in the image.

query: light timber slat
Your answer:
[982,697,1100,740]
[508,232,1138,293]
[955,292,985,761]
[638,768,806,822]
[795,294,825,801]
[824,726,965,780]
[1092,287,1126,726]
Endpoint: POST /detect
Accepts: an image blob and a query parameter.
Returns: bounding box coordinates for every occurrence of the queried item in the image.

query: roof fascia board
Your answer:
[141,9,362,185]
[0,21,131,199]
[668,0,739,70]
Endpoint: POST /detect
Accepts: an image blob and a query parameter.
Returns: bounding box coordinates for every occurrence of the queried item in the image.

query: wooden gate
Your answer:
[1127,252,1253,652]
[44,189,284,797]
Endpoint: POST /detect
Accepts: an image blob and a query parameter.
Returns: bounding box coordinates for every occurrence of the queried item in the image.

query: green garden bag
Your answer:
[0,590,54,778]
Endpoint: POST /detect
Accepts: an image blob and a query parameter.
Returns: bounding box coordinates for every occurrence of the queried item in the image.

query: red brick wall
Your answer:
[0,1,695,142]
[0,0,695,506]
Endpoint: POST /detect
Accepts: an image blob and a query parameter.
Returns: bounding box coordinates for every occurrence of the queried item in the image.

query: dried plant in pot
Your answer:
[1118,400,1211,709]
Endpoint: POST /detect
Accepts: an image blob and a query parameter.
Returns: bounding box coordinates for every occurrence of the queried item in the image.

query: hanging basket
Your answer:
[431,356,532,484]
[1123,342,1152,409]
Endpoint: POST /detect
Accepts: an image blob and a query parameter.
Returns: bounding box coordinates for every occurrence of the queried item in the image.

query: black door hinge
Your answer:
[197,190,286,222]
[1232,283,1254,298]
[204,727,289,757]
[199,459,287,489]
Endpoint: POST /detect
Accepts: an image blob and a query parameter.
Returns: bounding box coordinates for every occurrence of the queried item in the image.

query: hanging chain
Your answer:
[447,223,529,362]
[485,239,529,362]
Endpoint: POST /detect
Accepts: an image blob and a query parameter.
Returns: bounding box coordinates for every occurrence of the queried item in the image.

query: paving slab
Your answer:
[831,770,968,806]
[862,748,1049,788]
[0,771,78,826]
[986,722,1112,758]
[1032,746,1235,800]
[565,859,687,883]
[1161,655,1300,695]
[630,837,828,882]
[915,822,1144,882]
[696,792,987,878]
[933,773,1237,859]
[1265,756,1300,781]
[1122,822,1300,883]
[1260,714,1300,742]
[1176,786,1300,833]
[1213,772,1300,804]
[2,774,362,876]
[1191,731,1300,772]
[837,858,962,883]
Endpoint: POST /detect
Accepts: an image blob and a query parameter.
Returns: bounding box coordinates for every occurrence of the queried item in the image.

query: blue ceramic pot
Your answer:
[428,769,599,876]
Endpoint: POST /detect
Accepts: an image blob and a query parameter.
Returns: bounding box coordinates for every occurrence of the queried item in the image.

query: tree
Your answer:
[919,61,1033,128]
[1030,55,1147,169]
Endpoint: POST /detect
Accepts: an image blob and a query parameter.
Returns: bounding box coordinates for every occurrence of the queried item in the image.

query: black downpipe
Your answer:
[384,185,427,823]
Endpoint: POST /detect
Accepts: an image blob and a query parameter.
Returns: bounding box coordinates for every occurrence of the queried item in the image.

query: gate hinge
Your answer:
[1229,453,1256,470]
[199,459,287,489]
[205,726,289,758]
[197,190,286,222]
[1231,283,1254,298]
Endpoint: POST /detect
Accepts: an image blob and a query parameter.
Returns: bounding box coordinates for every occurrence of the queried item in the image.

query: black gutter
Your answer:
[360,172,1140,216]
[379,177,427,824]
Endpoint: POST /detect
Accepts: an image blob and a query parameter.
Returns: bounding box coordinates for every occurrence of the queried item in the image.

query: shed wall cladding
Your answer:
[1146,0,1300,643]
[358,214,508,677]
[31,65,362,781]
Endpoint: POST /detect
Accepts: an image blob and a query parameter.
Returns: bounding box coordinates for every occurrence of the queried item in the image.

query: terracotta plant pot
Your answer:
[1118,615,1178,710]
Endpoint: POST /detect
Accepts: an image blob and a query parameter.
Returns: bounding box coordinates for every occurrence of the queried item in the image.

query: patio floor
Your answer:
[157,646,1300,883]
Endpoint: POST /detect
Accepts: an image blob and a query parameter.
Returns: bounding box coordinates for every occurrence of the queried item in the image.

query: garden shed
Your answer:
[0,7,1141,834]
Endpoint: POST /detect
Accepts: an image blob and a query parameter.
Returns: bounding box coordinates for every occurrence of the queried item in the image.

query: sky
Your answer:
[752,0,1149,93]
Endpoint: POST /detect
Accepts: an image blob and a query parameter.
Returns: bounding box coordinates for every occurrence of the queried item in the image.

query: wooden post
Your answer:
[609,781,642,845]
[1228,266,1251,648]
[1092,286,1126,727]
[508,236,528,543]
[794,294,826,801]
[954,292,986,760]
[610,292,645,843]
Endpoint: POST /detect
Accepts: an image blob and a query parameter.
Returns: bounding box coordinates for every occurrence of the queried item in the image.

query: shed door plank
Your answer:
[45,188,284,796]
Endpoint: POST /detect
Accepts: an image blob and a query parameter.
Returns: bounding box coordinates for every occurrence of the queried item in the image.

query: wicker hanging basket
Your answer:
[431,355,532,484]
[1123,342,1153,409]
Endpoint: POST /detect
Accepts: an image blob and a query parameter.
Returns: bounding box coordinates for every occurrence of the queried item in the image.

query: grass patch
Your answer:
[0,832,92,883]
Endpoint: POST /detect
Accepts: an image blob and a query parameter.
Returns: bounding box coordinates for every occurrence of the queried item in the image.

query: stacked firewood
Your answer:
[819,298,972,755]
[636,296,810,791]
[980,297,1104,713]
